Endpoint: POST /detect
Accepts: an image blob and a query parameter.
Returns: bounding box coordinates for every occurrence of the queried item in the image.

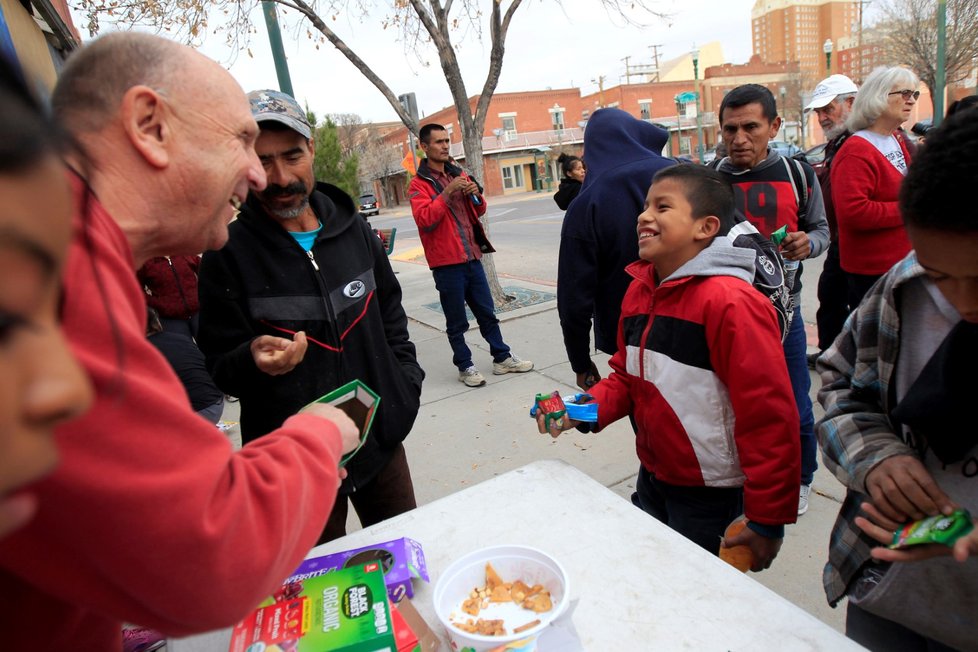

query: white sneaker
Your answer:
[798,483,812,516]
[492,354,534,375]
[458,366,486,387]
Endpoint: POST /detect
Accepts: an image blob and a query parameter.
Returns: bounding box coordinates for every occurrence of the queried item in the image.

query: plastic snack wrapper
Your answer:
[889,508,974,550]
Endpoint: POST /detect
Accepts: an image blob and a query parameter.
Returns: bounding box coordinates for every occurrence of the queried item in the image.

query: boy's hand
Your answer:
[780,231,810,260]
[534,411,579,439]
[722,525,782,572]
[864,455,955,522]
[855,501,976,564]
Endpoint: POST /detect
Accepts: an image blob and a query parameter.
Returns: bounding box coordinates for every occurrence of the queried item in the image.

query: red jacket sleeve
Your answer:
[408,175,452,233]
[707,286,800,527]
[830,138,904,232]
[0,205,345,638]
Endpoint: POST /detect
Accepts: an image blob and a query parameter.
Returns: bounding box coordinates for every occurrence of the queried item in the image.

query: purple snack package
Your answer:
[286,536,429,603]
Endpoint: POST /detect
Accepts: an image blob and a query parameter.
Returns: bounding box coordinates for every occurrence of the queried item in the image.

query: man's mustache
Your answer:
[261,181,308,198]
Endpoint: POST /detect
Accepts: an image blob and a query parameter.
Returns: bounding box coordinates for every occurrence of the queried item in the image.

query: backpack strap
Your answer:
[781,155,809,220]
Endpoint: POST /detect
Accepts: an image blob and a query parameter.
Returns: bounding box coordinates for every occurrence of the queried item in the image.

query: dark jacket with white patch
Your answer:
[197,182,424,493]
[588,239,801,529]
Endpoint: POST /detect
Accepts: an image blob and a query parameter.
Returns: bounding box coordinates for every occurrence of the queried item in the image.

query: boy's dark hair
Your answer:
[719,84,778,124]
[900,111,976,232]
[652,165,737,236]
[946,95,978,117]
[0,53,65,173]
[418,123,446,144]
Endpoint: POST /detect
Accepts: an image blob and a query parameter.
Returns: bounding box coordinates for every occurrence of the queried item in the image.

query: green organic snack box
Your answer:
[229,561,395,652]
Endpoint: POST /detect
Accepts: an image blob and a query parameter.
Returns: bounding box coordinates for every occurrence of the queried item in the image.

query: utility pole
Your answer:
[649,44,663,82]
[591,75,606,107]
[261,1,294,97]
[934,0,947,126]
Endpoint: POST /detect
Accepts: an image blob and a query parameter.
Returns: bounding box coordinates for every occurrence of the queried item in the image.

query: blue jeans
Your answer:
[784,302,817,485]
[431,261,510,371]
[633,466,744,555]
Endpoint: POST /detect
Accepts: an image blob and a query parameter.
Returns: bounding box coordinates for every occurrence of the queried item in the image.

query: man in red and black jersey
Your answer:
[714,84,830,517]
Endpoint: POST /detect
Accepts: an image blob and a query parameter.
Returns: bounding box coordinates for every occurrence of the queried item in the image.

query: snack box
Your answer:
[288,537,429,603]
[228,561,394,652]
[304,379,380,467]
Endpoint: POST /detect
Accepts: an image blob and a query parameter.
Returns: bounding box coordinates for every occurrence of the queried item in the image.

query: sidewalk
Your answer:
[389,248,847,632]
[217,222,849,634]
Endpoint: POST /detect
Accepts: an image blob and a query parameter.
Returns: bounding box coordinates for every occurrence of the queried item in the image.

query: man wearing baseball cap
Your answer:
[197,89,425,543]
[805,75,858,368]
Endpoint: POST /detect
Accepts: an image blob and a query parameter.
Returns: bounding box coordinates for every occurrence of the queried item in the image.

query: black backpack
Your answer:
[707,155,804,342]
[722,220,794,342]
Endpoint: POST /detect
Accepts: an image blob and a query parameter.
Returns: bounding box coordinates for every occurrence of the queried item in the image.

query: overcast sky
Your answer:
[184,0,760,124]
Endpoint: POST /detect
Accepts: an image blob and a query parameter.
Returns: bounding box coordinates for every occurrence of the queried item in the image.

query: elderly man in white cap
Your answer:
[805,74,858,367]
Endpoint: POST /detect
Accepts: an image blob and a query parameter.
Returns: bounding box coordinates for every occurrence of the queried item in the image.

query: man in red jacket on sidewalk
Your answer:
[408,123,533,387]
[0,33,360,650]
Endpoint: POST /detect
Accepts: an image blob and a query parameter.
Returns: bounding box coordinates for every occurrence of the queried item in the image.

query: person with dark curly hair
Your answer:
[817,110,978,652]
[0,55,92,541]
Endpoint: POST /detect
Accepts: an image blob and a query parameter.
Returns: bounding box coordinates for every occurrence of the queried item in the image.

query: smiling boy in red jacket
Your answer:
[540,165,799,571]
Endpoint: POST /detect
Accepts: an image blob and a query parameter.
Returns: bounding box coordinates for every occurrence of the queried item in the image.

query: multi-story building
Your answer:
[751,0,862,82]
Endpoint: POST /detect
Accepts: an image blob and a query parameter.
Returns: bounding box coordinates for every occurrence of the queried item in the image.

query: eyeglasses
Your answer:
[888,89,920,101]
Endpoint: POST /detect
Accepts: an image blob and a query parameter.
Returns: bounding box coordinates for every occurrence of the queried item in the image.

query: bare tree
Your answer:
[875,0,978,113]
[327,112,366,158]
[76,0,666,303]
[358,126,407,205]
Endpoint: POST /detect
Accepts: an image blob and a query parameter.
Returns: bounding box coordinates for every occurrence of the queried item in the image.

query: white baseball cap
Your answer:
[805,74,859,111]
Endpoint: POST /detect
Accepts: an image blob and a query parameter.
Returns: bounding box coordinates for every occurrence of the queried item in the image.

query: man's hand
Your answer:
[855,501,976,564]
[864,455,955,522]
[575,361,601,392]
[251,332,308,376]
[534,410,579,439]
[722,525,783,572]
[780,231,810,261]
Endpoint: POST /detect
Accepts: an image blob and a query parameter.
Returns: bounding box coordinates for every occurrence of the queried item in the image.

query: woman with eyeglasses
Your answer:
[830,66,920,309]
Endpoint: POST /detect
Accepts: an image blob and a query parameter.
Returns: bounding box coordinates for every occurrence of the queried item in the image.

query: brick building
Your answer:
[751,0,861,82]
[370,59,821,200]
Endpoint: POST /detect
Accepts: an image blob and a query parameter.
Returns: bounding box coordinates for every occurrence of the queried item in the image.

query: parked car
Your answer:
[358,193,380,217]
[768,140,802,158]
[802,142,827,167]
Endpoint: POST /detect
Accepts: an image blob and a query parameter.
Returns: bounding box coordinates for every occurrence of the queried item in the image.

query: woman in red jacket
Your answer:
[831,66,919,309]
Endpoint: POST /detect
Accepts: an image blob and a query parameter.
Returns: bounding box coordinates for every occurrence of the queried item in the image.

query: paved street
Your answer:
[222,190,848,633]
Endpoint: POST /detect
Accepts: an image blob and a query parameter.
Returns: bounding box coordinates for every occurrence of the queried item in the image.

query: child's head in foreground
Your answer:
[638,164,736,278]
[899,111,978,323]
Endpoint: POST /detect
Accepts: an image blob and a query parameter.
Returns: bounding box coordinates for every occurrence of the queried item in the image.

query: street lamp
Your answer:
[823,39,833,75]
[691,47,707,163]
[674,94,683,157]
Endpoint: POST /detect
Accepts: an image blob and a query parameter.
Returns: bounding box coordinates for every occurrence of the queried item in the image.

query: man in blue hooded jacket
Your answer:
[558,108,673,390]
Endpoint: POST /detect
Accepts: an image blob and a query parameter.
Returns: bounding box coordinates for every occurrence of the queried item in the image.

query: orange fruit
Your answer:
[718,518,754,572]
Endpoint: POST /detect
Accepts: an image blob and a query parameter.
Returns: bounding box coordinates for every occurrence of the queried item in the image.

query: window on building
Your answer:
[501,164,524,190]
[680,136,692,155]
[551,109,564,131]
[639,101,652,120]
[501,115,517,139]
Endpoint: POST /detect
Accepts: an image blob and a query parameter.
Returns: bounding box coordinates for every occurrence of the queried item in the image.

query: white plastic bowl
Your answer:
[433,545,569,652]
